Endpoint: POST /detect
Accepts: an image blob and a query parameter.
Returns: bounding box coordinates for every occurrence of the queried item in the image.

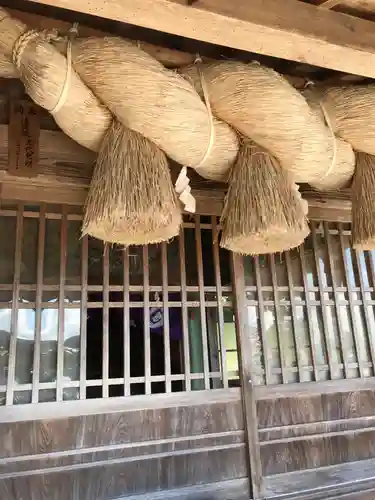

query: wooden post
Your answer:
[231,252,264,499]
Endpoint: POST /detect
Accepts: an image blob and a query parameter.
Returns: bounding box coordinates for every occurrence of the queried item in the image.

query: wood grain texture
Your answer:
[0,396,246,498]
[231,254,263,498]
[5,8,199,68]
[8,100,40,177]
[258,389,375,475]
[0,399,244,457]
[0,448,246,499]
[21,0,375,77]
[115,478,250,500]
[264,456,375,499]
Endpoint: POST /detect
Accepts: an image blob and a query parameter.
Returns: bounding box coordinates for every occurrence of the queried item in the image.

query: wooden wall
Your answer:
[258,388,375,475]
[0,390,248,500]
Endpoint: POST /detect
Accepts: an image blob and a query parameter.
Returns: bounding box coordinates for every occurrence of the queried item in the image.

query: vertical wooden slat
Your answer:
[143,245,152,395]
[56,206,68,401]
[354,247,375,374]
[123,247,131,396]
[231,253,264,499]
[367,250,375,368]
[179,224,191,391]
[6,202,24,406]
[367,250,375,289]
[102,245,110,398]
[338,223,365,378]
[161,242,172,393]
[324,222,349,378]
[253,255,271,385]
[299,244,319,381]
[195,215,210,390]
[31,203,46,403]
[269,254,287,384]
[285,251,304,382]
[211,216,228,389]
[311,221,336,379]
[79,234,88,400]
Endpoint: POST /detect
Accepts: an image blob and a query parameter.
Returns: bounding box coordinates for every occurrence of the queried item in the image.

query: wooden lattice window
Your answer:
[243,221,375,385]
[0,202,238,406]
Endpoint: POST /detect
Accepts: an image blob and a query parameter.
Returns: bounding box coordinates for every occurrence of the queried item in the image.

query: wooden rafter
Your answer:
[21,0,375,78]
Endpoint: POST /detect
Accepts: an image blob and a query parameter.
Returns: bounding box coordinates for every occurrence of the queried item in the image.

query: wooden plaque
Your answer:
[8,99,40,177]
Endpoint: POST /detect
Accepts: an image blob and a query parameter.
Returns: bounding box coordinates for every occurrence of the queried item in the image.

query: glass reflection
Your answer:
[0,307,11,387]
[1,297,80,404]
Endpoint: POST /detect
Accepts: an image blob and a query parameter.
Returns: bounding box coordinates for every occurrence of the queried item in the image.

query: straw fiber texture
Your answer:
[0,8,182,246]
[302,87,355,190]
[352,152,375,251]
[3,6,375,251]
[220,141,310,255]
[181,61,338,186]
[83,120,182,246]
[70,37,238,181]
[320,85,375,157]
[0,7,111,152]
[0,54,17,78]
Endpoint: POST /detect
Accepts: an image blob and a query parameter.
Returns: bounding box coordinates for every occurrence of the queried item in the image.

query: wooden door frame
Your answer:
[231,252,264,498]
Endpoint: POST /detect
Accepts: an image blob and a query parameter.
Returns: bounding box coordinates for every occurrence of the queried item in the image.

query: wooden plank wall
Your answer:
[258,388,375,475]
[0,391,247,500]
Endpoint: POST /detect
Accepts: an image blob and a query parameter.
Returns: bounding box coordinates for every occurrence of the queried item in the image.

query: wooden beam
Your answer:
[0,172,352,222]
[0,123,95,169]
[22,0,375,78]
[5,8,199,68]
[0,123,352,219]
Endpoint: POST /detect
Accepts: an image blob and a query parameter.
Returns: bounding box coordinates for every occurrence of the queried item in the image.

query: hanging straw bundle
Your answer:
[220,141,309,255]
[84,120,181,245]
[181,61,312,254]
[352,152,375,250]
[69,37,238,182]
[0,8,182,245]
[306,85,375,249]
[181,61,353,188]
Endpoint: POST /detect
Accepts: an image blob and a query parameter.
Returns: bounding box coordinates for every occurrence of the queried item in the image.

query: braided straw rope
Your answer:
[0,8,184,246]
[319,85,375,157]
[180,61,355,189]
[0,7,357,190]
[302,86,355,190]
[0,9,112,153]
[70,36,238,181]
[2,7,375,251]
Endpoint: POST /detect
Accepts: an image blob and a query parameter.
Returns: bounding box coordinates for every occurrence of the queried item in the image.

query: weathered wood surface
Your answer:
[258,388,375,475]
[231,253,263,498]
[7,100,40,177]
[20,0,375,78]
[264,456,375,499]
[3,8,198,69]
[0,391,247,499]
